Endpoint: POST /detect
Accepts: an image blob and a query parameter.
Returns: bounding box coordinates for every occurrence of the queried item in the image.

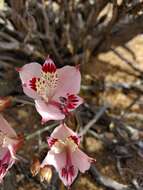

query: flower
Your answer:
[41,124,94,187]
[0,114,22,182]
[18,57,83,123]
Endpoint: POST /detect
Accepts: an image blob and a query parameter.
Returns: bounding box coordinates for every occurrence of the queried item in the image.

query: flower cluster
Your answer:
[0,57,95,187]
[18,57,95,187]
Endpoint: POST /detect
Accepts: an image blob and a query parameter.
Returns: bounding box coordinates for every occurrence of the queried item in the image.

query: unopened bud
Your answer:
[0,97,11,112]
[39,166,52,183]
[31,158,40,176]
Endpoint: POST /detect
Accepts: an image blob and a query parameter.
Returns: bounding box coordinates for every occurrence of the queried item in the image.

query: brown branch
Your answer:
[89,165,135,190]
[79,105,108,136]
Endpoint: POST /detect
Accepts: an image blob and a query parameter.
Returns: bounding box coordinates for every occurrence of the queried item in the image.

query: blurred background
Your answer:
[0,0,143,189]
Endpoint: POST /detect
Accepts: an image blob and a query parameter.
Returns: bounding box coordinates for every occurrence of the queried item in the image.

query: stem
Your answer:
[25,123,59,141]
[12,97,34,106]
[79,105,108,136]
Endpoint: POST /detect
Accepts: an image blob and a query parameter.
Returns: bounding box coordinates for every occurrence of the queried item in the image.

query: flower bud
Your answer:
[0,97,11,112]
[31,157,40,176]
[39,166,52,183]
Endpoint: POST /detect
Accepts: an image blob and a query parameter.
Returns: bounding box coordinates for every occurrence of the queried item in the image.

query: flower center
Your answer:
[48,135,79,154]
[29,62,58,102]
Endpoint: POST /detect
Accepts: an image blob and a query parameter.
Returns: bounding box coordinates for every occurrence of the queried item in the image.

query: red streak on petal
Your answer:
[58,94,79,113]
[67,103,75,109]
[61,165,75,185]
[66,94,79,110]
[61,106,69,115]
[68,94,76,99]
[42,60,56,73]
[61,149,75,186]
[29,77,37,91]
[69,135,80,145]
[68,94,78,102]
[47,137,58,148]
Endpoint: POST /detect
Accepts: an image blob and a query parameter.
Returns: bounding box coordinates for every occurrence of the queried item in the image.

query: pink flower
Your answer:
[18,58,83,123]
[41,124,94,187]
[0,114,22,182]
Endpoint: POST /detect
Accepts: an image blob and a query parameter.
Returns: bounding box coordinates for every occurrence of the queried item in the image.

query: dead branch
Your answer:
[89,165,136,190]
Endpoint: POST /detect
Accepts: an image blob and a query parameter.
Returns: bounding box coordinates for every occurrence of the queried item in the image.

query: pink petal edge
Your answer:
[19,62,42,83]
[54,66,81,99]
[72,149,91,173]
[35,100,65,122]
[51,124,77,140]
[0,114,17,137]
[41,150,66,171]
[19,63,42,99]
